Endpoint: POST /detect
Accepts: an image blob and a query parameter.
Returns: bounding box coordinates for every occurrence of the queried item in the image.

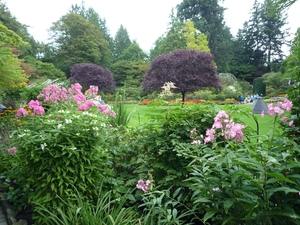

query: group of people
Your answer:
[239,94,260,104]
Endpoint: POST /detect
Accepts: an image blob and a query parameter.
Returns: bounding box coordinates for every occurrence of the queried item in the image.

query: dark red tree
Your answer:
[69,63,116,92]
[142,49,221,104]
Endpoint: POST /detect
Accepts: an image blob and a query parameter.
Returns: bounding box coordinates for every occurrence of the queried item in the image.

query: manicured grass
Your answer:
[124,103,281,136]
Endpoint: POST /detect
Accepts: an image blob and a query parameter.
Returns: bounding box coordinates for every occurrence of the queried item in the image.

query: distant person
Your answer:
[239,95,245,104]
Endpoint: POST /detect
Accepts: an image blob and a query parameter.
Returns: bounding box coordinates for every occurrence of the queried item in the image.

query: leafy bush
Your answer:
[8,83,116,224]
[187,99,299,224]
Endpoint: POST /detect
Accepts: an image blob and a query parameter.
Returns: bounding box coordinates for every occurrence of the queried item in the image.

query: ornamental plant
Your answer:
[188,99,300,224]
[8,83,116,224]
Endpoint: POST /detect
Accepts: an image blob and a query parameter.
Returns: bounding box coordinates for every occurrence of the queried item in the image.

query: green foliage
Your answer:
[111,93,137,127]
[284,29,300,142]
[24,56,65,80]
[48,13,111,75]
[0,23,28,90]
[187,136,300,224]
[177,0,233,72]
[35,184,139,225]
[113,25,132,60]
[183,20,210,52]
[128,105,218,188]
[253,77,267,96]
[139,188,198,224]
[8,84,116,223]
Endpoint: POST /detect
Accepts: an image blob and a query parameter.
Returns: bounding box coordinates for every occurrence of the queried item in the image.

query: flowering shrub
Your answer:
[7,83,116,224]
[187,99,300,224]
[190,110,245,144]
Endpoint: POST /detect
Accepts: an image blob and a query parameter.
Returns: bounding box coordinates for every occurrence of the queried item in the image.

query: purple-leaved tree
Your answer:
[143,49,221,105]
[69,63,116,92]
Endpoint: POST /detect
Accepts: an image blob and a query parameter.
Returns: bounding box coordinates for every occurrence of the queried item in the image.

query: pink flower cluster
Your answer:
[15,83,116,117]
[7,147,17,155]
[261,99,293,126]
[191,110,245,144]
[136,179,152,192]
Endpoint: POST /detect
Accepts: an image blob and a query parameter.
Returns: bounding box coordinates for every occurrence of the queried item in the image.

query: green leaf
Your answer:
[267,187,299,199]
[203,210,217,223]
[223,199,234,214]
[267,172,296,184]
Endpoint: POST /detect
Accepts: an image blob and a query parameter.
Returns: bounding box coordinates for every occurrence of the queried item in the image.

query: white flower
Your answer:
[57,124,63,129]
[65,119,72,124]
[41,143,47,150]
[93,127,99,131]
[76,133,80,136]
[58,110,65,113]
[94,132,99,136]
[70,146,77,150]
[212,187,220,191]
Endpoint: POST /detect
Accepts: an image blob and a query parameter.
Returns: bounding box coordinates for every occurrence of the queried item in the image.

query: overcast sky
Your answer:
[3,0,300,53]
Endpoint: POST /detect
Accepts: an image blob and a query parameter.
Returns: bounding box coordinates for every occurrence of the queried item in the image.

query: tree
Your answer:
[113,25,132,60]
[150,10,186,60]
[143,49,220,105]
[0,23,28,90]
[177,0,233,72]
[48,13,111,76]
[183,20,210,52]
[70,2,114,56]
[118,42,149,62]
[260,0,289,71]
[69,63,115,92]
[0,1,40,57]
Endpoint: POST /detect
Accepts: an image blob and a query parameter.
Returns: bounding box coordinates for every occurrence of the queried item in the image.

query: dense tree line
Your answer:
[0,0,297,100]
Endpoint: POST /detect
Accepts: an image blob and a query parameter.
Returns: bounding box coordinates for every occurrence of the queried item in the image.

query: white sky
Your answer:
[3,0,300,53]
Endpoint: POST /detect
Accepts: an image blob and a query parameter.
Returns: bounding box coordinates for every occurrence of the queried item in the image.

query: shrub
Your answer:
[8,83,116,224]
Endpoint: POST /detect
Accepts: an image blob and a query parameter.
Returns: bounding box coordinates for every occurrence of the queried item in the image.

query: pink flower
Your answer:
[33,106,45,115]
[289,121,294,126]
[261,110,265,118]
[7,147,17,155]
[16,108,28,117]
[282,117,288,123]
[28,100,42,109]
[136,179,152,192]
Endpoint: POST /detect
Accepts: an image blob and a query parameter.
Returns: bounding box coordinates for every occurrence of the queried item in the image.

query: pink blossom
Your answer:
[78,104,90,111]
[281,99,293,111]
[110,111,116,117]
[60,88,68,101]
[28,100,42,109]
[33,106,45,115]
[86,85,99,97]
[136,179,152,192]
[289,121,294,126]
[16,108,28,117]
[282,117,288,123]
[261,110,265,118]
[7,147,17,155]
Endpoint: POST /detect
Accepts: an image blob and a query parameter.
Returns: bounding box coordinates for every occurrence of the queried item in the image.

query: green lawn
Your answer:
[124,103,280,136]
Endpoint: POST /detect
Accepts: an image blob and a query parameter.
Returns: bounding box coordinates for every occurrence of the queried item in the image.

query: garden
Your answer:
[0,79,300,225]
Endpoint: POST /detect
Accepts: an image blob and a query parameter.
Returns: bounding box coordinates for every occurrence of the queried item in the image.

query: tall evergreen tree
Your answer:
[113,25,132,60]
[70,2,114,56]
[177,0,233,73]
[48,13,111,76]
[260,0,289,71]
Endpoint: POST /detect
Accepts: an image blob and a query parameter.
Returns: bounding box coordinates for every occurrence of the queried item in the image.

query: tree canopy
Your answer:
[0,22,28,90]
[177,0,233,73]
[143,49,220,104]
[48,13,111,76]
[69,63,116,92]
